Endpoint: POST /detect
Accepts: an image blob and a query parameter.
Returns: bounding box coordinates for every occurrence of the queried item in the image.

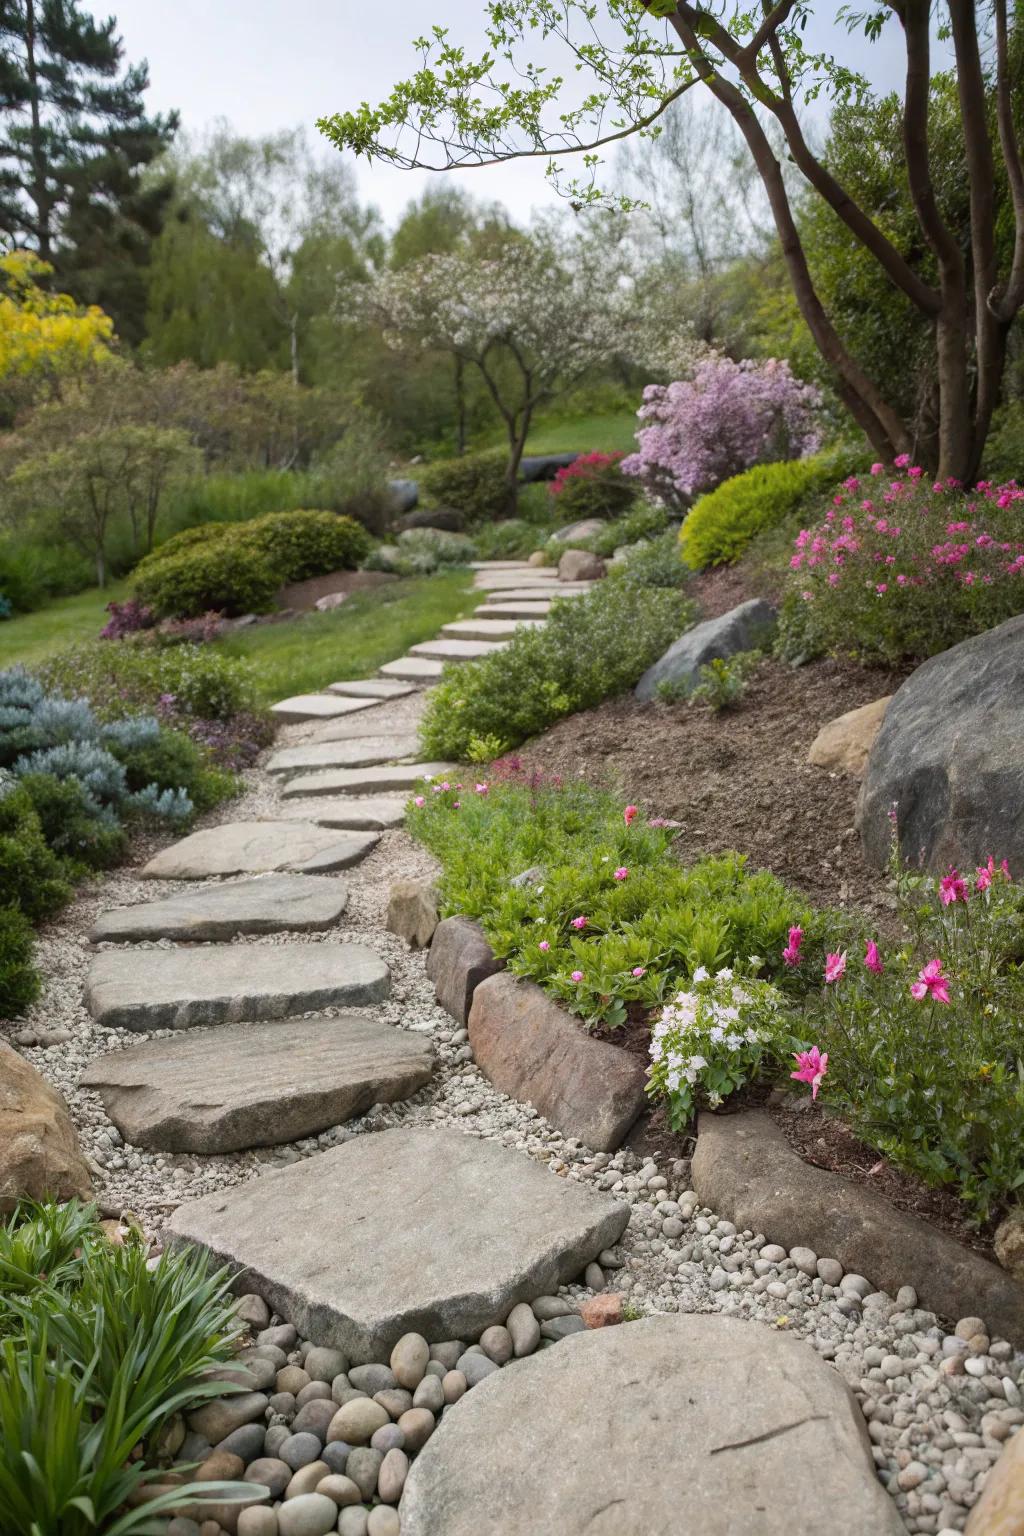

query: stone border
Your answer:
[691,1109,1024,1344]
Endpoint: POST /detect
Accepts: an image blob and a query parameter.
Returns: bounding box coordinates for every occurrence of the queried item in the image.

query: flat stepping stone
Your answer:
[399,1315,905,1536]
[278,796,407,831]
[481,601,553,619]
[84,942,390,1032]
[265,736,420,777]
[81,1015,432,1153]
[468,560,537,570]
[270,694,379,723]
[482,586,589,603]
[141,823,379,879]
[326,679,415,699]
[409,638,509,662]
[281,763,456,800]
[379,656,445,681]
[473,570,559,587]
[90,874,347,944]
[441,619,545,641]
[166,1126,627,1360]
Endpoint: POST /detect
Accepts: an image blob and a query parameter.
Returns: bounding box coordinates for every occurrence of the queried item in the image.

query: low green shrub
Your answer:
[549,452,638,521]
[680,453,855,571]
[419,573,693,760]
[367,528,477,576]
[0,781,74,921]
[0,542,95,615]
[16,773,127,874]
[40,639,257,723]
[0,906,40,1018]
[246,511,371,580]
[471,519,551,560]
[615,530,688,588]
[418,448,510,523]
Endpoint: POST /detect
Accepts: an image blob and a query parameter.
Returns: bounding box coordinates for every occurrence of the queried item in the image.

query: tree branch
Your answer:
[899,0,962,277]
[992,0,1024,321]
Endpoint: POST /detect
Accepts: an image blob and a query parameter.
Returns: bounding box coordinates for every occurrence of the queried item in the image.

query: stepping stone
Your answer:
[281,764,456,800]
[409,638,509,662]
[441,619,545,641]
[399,1315,906,1536]
[270,694,379,723]
[299,707,427,745]
[379,656,445,681]
[278,796,407,831]
[468,560,537,570]
[265,737,421,777]
[481,601,553,619]
[90,874,348,944]
[326,679,415,700]
[81,1015,433,1153]
[141,823,379,880]
[473,570,560,587]
[84,942,390,1032]
[482,586,590,603]
[166,1127,627,1360]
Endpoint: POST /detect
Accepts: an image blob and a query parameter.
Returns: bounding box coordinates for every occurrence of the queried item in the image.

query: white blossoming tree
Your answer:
[361,240,626,509]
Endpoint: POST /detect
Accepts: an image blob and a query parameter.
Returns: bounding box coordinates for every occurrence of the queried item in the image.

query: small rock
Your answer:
[412,1375,445,1413]
[276,1493,337,1536]
[236,1294,272,1330]
[284,1462,330,1499]
[371,1423,406,1453]
[584,1262,605,1291]
[397,1408,435,1451]
[759,1244,786,1264]
[506,1302,541,1357]
[541,1316,586,1341]
[428,1341,464,1370]
[291,1400,336,1440]
[580,1293,623,1329]
[320,1441,351,1475]
[994,1210,1024,1284]
[374,1388,413,1419]
[315,1473,361,1507]
[188,1393,269,1444]
[327,1399,389,1445]
[345,1446,384,1500]
[377,1447,409,1504]
[956,1316,988,1341]
[349,1364,396,1396]
[197,1450,245,1482]
[479,1325,513,1365]
[456,1352,499,1387]
[304,1347,348,1384]
[237,1513,278,1536]
[277,1366,312,1397]
[217,1424,266,1462]
[259,1325,298,1352]
[367,1510,401,1536]
[816,1258,843,1287]
[531,1296,575,1321]
[443,1370,468,1404]
[338,1510,369,1536]
[789,1246,818,1277]
[280,1433,324,1471]
[390,1332,430,1390]
[243,1458,291,1498]
[387,881,440,950]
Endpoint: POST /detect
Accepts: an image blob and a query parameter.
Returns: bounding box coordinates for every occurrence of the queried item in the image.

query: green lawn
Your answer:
[0,580,129,670]
[522,409,639,456]
[217,568,476,703]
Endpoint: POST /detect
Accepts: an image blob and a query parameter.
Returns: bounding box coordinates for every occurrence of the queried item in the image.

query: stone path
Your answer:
[89,873,348,943]
[280,764,457,801]
[141,822,380,878]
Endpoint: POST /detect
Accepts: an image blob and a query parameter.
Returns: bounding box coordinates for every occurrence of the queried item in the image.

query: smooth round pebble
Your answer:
[506,1302,540,1357]
[304,1347,348,1384]
[237,1512,278,1536]
[390,1332,430,1390]
[314,1473,361,1507]
[816,1258,843,1287]
[277,1366,311,1397]
[456,1352,499,1387]
[955,1316,987,1340]
[371,1423,406,1453]
[197,1449,245,1481]
[259,1324,298,1351]
[367,1509,401,1536]
[320,1441,351,1475]
[759,1244,786,1263]
[349,1364,397,1396]
[218,1423,267,1462]
[428,1342,463,1370]
[377,1446,409,1504]
[442,1370,467,1405]
[284,1461,330,1499]
[292,1400,337,1440]
[280,1432,324,1471]
[479,1325,513,1365]
[328,1400,389,1445]
[295,1381,333,1408]
[374,1389,413,1420]
[584,1261,605,1291]
[265,1425,291,1459]
[412,1374,445,1413]
[243,1457,291,1498]
[276,1493,337,1536]
[338,1510,369,1536]
[397,1408,435,1451]
[346,1446,384,1500]
[789,1246,817,1277]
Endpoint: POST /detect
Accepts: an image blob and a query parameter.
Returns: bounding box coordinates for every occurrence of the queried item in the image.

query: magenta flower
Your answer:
[864,940,884,975]
[781,925,804,967]
[939,869,968,906]
[571,970,584,983]
[614,867,629,881]
[791,1046,829,1100]
[475,783,489,795]
[571,916,588,930]
[870,462,884,475]
[976,864,992,892]
[624,804,638,826]
[632,966,647,978]
[413,795,425,808]
[538,941,550,952]
[824,951,847,984]
[910,958,951,1005]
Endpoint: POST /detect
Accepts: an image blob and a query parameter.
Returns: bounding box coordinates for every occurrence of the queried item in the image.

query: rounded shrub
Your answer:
[134,541,280,619]
[679,453,857,571]
[247,511,371,580]
[418,449,510,523]
[0,781,73,922]
[0,904,40,1016]
[549,453,638,521]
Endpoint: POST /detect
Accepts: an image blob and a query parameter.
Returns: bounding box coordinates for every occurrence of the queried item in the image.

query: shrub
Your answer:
[648,970,785,1128]
[471,519,549,560]
[16,773,126,873]
[615,529,688,588]
[246,510,371,580]
[0,779,74,921]
[780,462,1024,663]
[0,905,39,1017]
[549,452,638,520]
[133,538,279,618]
[369,527,478,576]
[99,598,157,639]
[684,652,761,711]
[981,399,1024,485]
[680,454,856,571]
[108,726,236,816]
[419,574,694,760]
[418,448,510,523]
[40,639,257,724]
[621,356,822,508]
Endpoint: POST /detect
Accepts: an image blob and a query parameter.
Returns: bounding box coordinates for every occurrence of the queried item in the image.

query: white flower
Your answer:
[692,965,709,982]
[725,1033,744,1050]
[715,967,734,981]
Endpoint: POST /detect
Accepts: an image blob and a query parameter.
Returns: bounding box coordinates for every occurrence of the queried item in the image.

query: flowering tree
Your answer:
[0,250,114,404]
[319,1,1024,484]
[361,241,624,508]
[621,355,821,508]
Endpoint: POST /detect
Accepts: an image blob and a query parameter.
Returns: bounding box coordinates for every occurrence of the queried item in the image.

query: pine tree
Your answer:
[0,0,178,341]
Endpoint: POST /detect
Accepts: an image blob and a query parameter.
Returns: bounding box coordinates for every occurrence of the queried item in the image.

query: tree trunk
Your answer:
[454,355,467,456]
[504,409,532,516]
[95,545,106,589]
[24,0,51,261]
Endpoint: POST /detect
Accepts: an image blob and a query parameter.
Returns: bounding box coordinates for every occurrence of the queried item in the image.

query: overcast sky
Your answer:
[112,0,934,228]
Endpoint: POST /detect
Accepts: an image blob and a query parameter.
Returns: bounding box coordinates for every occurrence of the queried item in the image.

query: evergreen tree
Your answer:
[0,0,177,341]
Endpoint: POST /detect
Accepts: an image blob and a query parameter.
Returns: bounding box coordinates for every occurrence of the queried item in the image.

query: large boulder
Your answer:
[395,504,464,533]
[557,549,605,582]
[808,696,892,779]
[386,478,419,514]
[519,453,579,483]
[634,598,776,702]
[551,518,606,544]
[0,1041,91,1213]
[858,614,1024,872]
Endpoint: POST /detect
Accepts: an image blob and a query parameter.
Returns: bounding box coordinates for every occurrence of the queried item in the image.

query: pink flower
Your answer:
[894,453,911,468]
[571,970,584,983]
[791,1046,829,1100]
[624,805,638,826]
[571,916,588,930]
[824,951,847,984]
[782,925,804,967]
[538,941,550,952]
[939,869,967,906]
[475,783,489,795]
[910,958,951,1005]
[614,867,629,881]
[413,796,425,808]
[632,966,646,977]
[452,801,461,809]
[864,940,884,975]
[976,865,992,892]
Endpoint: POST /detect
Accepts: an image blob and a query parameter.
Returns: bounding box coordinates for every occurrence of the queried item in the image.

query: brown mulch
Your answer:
[278,569,397,611]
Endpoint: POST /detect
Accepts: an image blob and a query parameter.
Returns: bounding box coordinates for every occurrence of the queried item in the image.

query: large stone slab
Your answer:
[482,601,554,619]
[409,637,509,661]
[167,1127,628,1360]
[0,1041,91,1214]
[441,619,545,641]
[859,613,1024,873]
[468,974,646,1152]
[278,797,407,831]
[692,1110,1024,1344]
[399,1315,906,1536]
[84,942,391,1032]
[426,916,503,1024]
[141,823,379,879]
[265,737,421,777]
[281,764,456,800]
[270,694,378,723]
[327,679,415,700]
[81,1016,432,1153]
[90,874,348,944]
[634,598,777,702]
[379,656,445,681]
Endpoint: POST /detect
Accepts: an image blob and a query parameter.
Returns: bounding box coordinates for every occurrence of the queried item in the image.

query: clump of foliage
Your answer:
[99,599,157,640]
[471,518,551,561]
[0,251,114,400]
[780,462,1024,663]
[0,906,39,1016]
[688,652,761,711]
[418,448,510,524]
[419,571,693,760]
[549,452,637,521]
[367,528,477,575]
[0,1202,256,1536]
[680,454,857,571]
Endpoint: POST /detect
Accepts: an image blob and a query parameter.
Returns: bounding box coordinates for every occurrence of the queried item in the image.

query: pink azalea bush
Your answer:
[621,356,821,510]
[549,451,637,520]
[782,462,1024,662]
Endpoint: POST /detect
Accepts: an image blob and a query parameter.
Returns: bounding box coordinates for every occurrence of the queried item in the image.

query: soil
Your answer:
[278,569,398,611]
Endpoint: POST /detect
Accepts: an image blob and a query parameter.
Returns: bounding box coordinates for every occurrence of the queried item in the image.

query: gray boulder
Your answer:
[634,598,776,702]
[386,479,418,514]
[519,453,579,483]
[550,518,605,544]
[858,613,1024,872]
[396,505,464,533]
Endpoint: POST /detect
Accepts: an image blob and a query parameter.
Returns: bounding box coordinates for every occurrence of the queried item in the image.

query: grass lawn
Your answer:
[217,568,476,703]
[0,580,129,670]
[522,409,639,456]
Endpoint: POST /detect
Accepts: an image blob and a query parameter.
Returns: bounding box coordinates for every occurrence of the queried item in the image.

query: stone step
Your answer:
[166,1126,628,1360]
[141,823,380,880]
[84,942,391,1032]
[280,762,456,800]
[480,601,554,620]
[82,1015,432,1153]
[278,796,407,831]
[441,619,545,642]
[468,560,538,571]
[265,736,421,777]
[379,656,446,681]
[409,638,509,662]
[298,704,427,745]
[482,586,590,603]
[473,572,560,590]
[90,874,348,944]
[270,694,379,723]
[326,679,416,700]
